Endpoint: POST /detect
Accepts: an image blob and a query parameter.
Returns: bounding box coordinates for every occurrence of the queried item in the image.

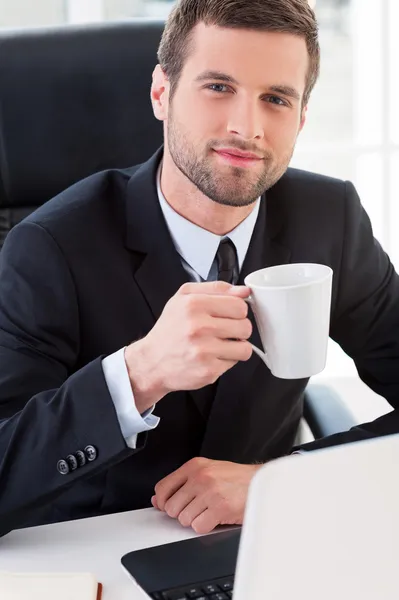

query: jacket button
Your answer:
[75,450,86,467]
[66,454,78,471]
[57,459,70,475]
[84,445,97,462]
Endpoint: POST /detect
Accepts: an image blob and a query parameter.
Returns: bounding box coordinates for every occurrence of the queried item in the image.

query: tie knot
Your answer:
[216,238,238,284]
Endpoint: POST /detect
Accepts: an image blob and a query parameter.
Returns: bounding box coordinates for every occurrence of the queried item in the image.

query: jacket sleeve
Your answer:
[0,220,143,532]
[295,181,399,452]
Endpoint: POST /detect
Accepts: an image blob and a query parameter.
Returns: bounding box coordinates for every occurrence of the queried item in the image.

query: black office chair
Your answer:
[0,20,357,442]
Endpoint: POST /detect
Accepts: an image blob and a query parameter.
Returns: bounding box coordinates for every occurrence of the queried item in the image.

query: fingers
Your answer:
[206,295,249,319]
[179,281,250,299]
[191,509,220,535]
[226,286,251,299]
[163,483,197,519]
[215,340,253,362]
[207,316,252,340]
[176,495,209,529]
[153,458,253,534]
[154,464,190,511]
[154,485,219,535]
[181,294,249,321]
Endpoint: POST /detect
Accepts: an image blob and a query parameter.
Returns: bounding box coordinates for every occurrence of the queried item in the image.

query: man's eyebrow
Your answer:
[194,72,301,102]
[194,70,239,84]
[269,85,301,102]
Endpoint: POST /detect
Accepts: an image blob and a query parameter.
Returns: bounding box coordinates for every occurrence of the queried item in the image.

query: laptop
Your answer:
[122,433,399,599]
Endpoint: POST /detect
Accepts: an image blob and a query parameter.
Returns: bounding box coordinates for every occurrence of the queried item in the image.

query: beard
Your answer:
[167,109,296,208]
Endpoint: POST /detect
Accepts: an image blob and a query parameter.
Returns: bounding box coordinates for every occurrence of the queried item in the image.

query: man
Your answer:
[1,0,399,537]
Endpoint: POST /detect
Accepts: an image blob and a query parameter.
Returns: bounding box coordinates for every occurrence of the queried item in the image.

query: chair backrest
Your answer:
[0,20,165,247]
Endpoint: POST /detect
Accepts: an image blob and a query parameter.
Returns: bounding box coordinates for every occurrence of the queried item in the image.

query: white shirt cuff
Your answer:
[102,347,160,449]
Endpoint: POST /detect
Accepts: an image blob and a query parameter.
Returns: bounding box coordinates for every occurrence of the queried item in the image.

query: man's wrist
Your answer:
[124,341,165,413]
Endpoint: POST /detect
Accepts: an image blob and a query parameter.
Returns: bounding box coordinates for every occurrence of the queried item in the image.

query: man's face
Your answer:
[155,24,309,207]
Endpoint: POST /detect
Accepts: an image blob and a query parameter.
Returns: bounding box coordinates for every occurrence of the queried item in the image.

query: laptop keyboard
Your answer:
[150,575,234,599]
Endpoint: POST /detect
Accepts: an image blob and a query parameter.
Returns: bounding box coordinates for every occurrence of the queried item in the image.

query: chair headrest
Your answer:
[0,20,165,209]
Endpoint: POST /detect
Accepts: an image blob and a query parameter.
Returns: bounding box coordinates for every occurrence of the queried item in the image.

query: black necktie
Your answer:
[195,237,238,422]
[216,238,238,284]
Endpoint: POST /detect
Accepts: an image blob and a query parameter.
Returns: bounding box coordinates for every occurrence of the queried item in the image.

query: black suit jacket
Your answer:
[1,148,399,535]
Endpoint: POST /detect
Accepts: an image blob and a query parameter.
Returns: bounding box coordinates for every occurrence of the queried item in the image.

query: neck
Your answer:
[160,150,257,236]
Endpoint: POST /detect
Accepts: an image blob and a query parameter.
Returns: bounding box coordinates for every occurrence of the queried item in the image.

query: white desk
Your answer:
[0,508,202,599]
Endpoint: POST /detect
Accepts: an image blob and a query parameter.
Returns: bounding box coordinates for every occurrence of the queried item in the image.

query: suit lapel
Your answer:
[124,149,189,323]
[200,189,292,458]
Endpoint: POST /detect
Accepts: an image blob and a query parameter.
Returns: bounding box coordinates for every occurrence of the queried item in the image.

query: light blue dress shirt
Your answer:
[102,165,261,448]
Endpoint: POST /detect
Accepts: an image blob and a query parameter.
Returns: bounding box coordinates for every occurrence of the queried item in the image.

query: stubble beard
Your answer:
[167,111,295,207]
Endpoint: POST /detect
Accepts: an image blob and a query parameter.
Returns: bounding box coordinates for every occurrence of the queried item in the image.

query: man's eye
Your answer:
[208,84,229,93]
[265,96,287,106]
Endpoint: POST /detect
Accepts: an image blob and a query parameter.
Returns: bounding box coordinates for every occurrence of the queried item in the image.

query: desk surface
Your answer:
[0,508,201,599]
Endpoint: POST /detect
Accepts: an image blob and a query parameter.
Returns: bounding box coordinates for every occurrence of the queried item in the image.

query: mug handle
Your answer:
[245,295,271,370]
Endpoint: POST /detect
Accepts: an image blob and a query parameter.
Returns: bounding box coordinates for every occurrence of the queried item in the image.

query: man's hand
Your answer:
[151,457,262,534]
[125,281,252,414]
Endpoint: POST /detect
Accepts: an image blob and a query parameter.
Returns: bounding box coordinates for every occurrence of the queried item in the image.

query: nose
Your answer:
[227,97,264,141]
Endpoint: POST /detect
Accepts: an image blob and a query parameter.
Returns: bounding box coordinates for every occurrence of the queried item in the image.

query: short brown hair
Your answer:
[158,0,320,106]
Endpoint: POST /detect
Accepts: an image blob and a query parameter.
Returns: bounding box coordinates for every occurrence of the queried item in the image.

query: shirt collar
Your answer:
[156,162,261,281]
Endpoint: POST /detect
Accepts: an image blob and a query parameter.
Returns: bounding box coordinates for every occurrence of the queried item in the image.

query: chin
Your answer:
[210,191,260,208]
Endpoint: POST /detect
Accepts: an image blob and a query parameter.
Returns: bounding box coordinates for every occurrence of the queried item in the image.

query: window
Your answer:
[292,0,398,380]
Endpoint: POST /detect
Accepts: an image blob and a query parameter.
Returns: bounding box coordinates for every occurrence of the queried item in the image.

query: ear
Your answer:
[299,105,307,132]
[151,65,170,122]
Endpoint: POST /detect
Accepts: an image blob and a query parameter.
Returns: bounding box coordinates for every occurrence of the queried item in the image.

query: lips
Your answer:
[213,148,263,168]
[214,148,263,160]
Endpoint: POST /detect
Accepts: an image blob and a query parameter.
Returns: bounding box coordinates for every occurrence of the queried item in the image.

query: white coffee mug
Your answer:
[244,263,333,379]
